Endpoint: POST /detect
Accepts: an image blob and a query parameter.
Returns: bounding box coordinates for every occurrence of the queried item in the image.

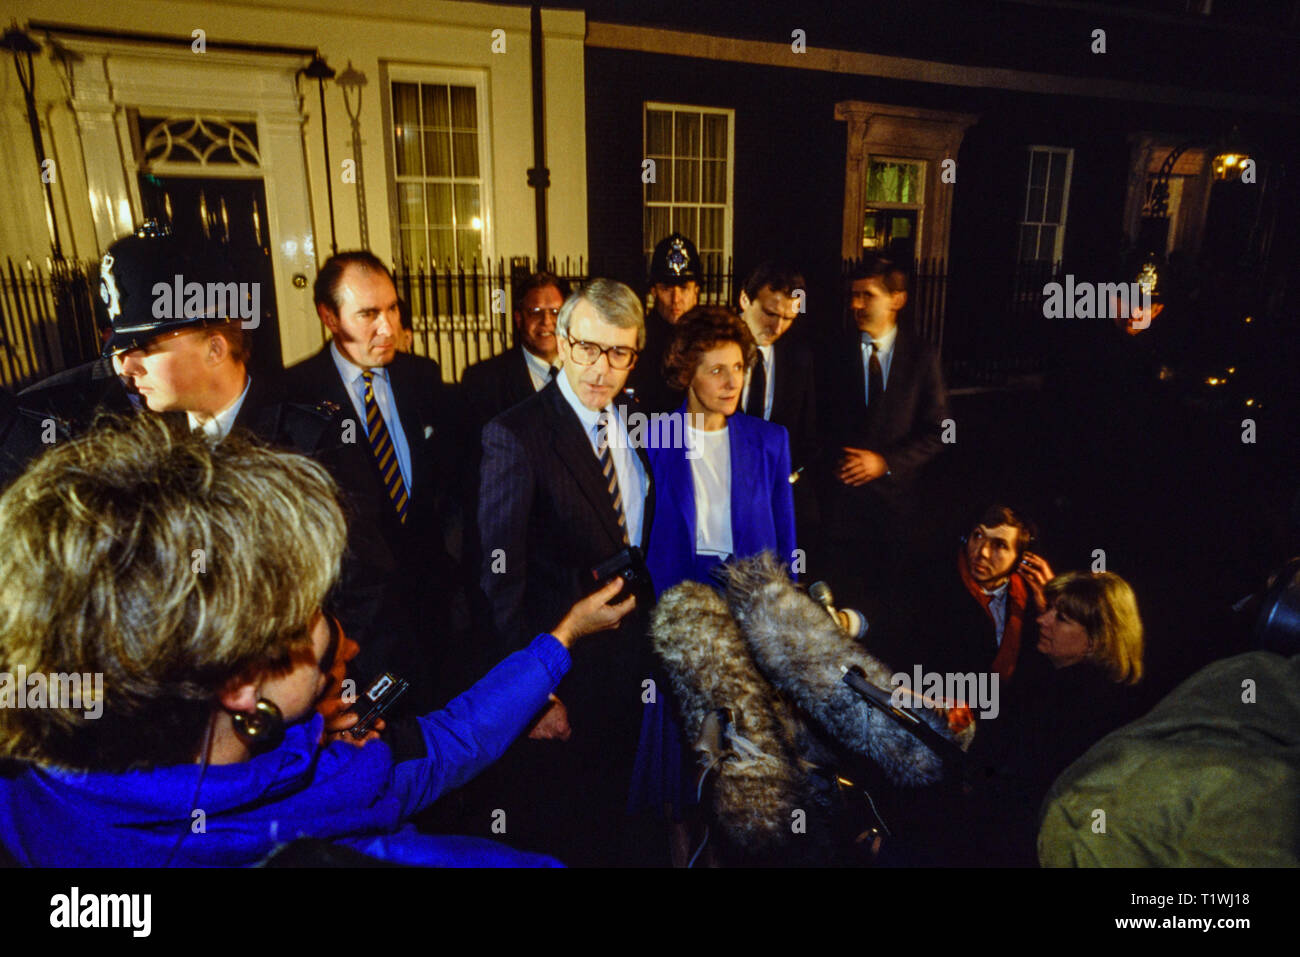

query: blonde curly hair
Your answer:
[0,414,346,771]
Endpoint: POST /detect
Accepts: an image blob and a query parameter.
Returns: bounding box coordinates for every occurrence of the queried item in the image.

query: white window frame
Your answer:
[861,154,926,255]
[642,101,734,264]
[1018,146,1074,264]
[381,63,495,266]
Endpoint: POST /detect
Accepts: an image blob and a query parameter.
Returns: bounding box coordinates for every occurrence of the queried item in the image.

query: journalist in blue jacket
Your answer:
[629,306,797,832]
[0,414,632,867]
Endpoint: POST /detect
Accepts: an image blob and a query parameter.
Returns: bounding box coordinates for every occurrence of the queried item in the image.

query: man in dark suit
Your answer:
[476,277,655,865]
[737,261,820,555]
[460,272,570,431]
[817,256,949,619]
[282,251,468,712]
[6,228,386,737]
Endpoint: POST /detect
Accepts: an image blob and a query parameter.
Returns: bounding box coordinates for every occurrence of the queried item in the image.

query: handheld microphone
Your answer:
[810,581,868,640]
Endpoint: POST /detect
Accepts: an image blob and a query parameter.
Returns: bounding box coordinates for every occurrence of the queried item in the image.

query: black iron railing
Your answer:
[0,258,101,391]
[393,255,736,381]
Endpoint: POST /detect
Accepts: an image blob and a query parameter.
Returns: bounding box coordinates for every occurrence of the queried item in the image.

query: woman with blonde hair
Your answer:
[0,414,630,867]
[935,571,1148,866]
[1037,571,1144,684]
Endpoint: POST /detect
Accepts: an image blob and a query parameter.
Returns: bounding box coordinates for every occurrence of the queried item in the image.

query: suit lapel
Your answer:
[385,354,428,503]
[769,340,788,424]
[511,347,536,405]
[667,415,696,549]
[542,383,625,548]
[312,347,357,414]
[874,328,914,429]
[630,395,655,552]
[728,415,760,556]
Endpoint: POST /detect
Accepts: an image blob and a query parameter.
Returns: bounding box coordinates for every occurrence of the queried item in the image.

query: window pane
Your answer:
[866,160,921,204]
[1037,225,1057,261]
[1026,186,1046,223]
[645,156,672,202]
[423,84,450,128]
[1044,180,1065,224]
[426,183,452,226]
[674,112,700,159]
[424,129,451,177]
[395,125,423,176]
[673,158,699,202]
[429,228,455,266]
[1048,152,1066,189]
[672,206,697,241]
[400,227,426,267]
[397,183,424,228]
[450,86,477,129]
[393,83,420,127]
[1028,150,1048,189]
[1018,224,1038,261]
[866,162,891,202]
[702,114,727,160]
[452,131,479,177]
[453,184,480,226]
[456,227,482,263]
[901,163,920,203]
[646,110,672,155]
[700,208,723,252]
[701,159,726,203]
[644,205,671,252]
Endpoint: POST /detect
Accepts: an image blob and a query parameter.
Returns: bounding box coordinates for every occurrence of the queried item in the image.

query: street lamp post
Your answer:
[3,24,64,261]
[302,52,338,258]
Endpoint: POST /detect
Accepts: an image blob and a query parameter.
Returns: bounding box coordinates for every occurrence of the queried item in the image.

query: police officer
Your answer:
[12,226,429,718]
[626,232,703,413]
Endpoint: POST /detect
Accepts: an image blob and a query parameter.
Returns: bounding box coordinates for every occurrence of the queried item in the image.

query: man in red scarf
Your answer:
[871,505,1054,688]
[951,505,1053,683]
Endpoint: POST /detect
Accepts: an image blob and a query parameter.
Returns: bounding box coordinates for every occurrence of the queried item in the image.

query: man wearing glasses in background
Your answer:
[474,278,657,866]
[460,272,572,433]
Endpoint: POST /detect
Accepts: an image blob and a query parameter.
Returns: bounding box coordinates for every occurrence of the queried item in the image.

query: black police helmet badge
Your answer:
[649,231,702,285]
[97,224,244,357]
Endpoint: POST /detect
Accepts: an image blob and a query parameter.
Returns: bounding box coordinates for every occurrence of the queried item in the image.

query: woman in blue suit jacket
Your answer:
[629,307,796,858]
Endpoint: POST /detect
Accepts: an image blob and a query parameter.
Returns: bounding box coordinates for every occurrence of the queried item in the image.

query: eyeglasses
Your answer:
[523,307,561,319]
[563,335,639,370]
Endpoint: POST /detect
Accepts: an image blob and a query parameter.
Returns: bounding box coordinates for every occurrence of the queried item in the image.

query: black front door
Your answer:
[138,174,283,377]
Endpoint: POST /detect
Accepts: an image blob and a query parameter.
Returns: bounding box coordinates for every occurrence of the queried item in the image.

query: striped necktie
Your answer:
[596,411,630,545]
[361,370,409,524]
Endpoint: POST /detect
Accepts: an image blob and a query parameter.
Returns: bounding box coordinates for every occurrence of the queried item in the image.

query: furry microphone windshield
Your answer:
[722,552,973,787]
[650,554,974,863]
[650,581,824,859]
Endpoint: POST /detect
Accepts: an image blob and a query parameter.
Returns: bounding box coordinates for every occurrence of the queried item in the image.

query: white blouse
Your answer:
[689,425,733,557]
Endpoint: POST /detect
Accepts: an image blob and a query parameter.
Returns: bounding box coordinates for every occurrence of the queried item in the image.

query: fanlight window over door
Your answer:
[133,113,261,169]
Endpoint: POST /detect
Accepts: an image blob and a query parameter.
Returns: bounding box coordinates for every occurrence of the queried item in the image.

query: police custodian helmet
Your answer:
[648,232,703,286]
[98,222,245,356]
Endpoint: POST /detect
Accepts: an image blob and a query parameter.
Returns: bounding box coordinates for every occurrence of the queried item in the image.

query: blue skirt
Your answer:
[627,552,727,819]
